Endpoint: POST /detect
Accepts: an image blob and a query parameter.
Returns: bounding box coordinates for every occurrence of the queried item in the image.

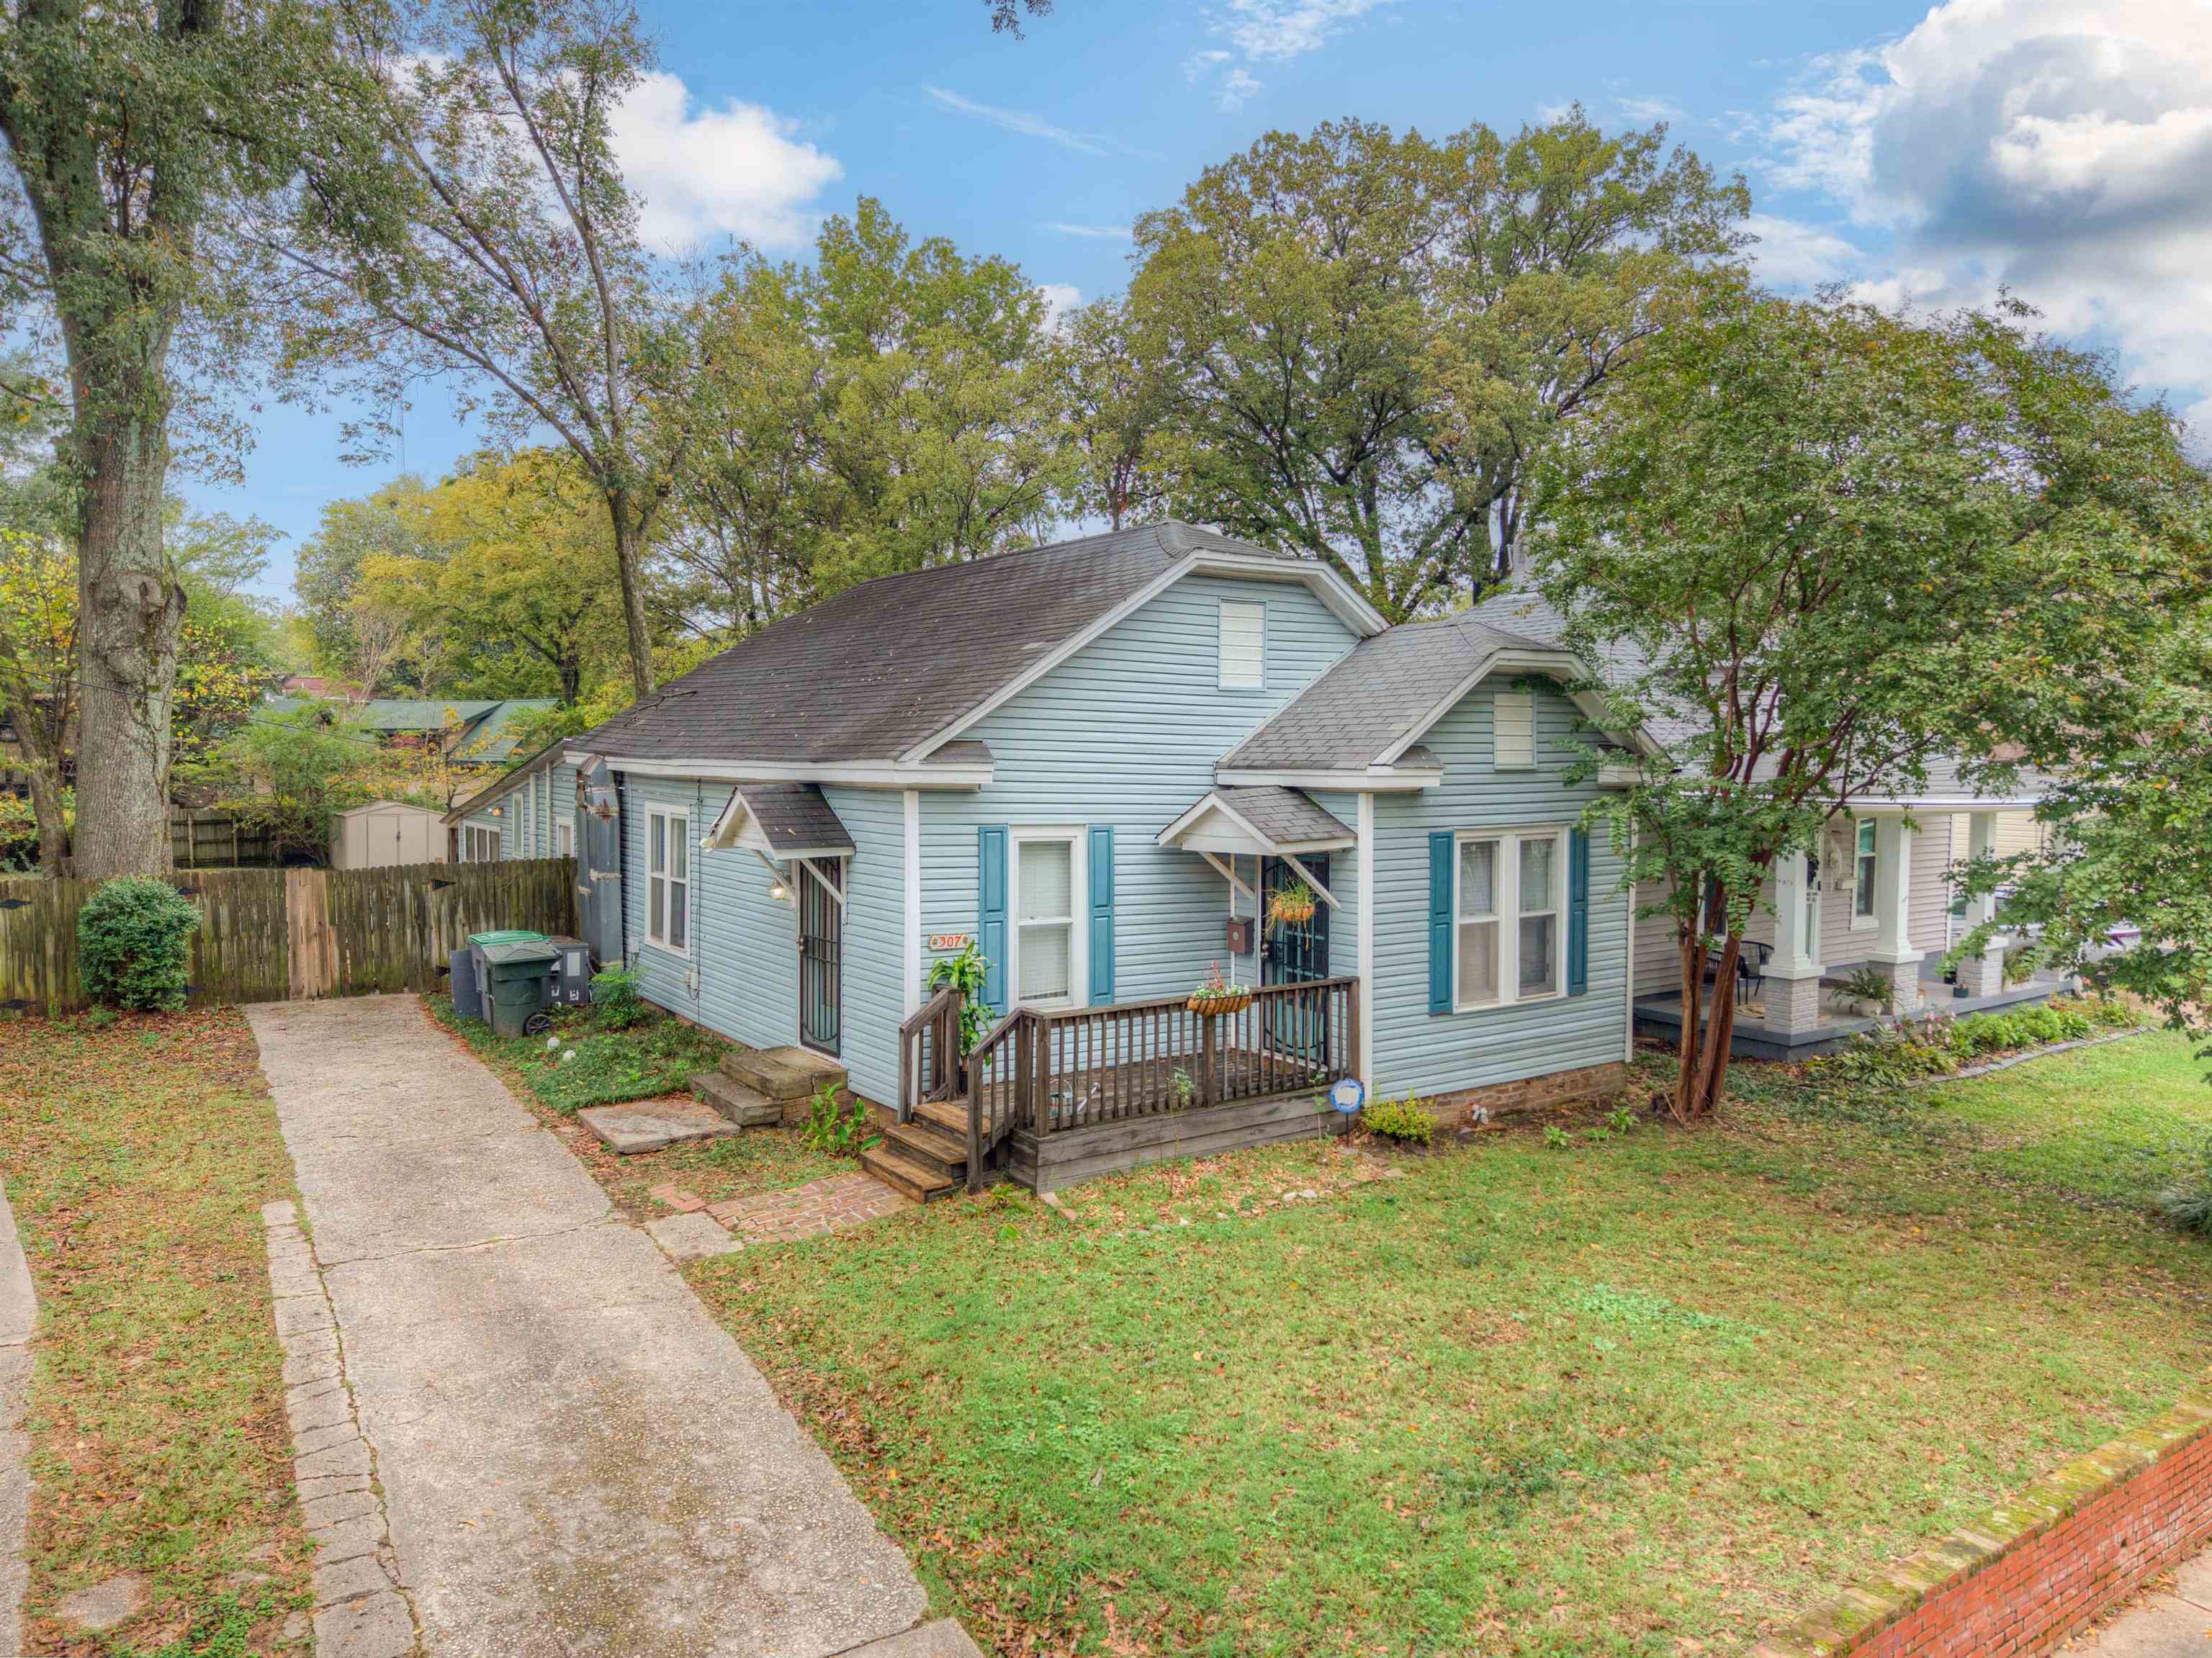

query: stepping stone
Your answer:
[56,1572,148,1635]
[644,1212,742,1261]
[577,1098,739,1155]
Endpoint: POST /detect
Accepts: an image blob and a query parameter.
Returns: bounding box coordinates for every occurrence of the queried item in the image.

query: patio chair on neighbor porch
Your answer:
[1705,938,1771,1006]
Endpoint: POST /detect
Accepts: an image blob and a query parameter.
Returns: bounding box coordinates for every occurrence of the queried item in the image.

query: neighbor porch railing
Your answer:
[956,976,1359,1192]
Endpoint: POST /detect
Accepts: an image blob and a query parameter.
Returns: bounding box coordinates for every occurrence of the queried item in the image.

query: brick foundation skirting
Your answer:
[1754,1372,2212,1658]
[1426,1060,1635,1122]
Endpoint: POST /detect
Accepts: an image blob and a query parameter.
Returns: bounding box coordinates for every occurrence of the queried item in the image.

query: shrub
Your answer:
[1806,1023,1956,1086]
[590,963,647,1030]
[1836,964,1894,1009]
[803,1080,873,1157]
[2052,993,2136,1030]
[1949,1004,2091,1060]
[77,878,199,1012]
[1361,1096,1437,1144]
[2157,1140,2212,1237]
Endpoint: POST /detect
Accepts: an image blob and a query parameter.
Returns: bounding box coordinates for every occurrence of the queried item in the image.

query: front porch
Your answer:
[883,976,1361,1196]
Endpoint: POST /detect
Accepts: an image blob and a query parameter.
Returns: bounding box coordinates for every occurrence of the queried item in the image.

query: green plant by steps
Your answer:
[1606,1105,1637,1135]
[78,877,201,1012]
[590,963,646,1030]
[804,1080,874,1157]
[1542,1125,1573,1150]
[1836,964,1894,1010]
[927,941,994,1055]
[1361,1096,1437,1144]
[1171,1068,1197,1109]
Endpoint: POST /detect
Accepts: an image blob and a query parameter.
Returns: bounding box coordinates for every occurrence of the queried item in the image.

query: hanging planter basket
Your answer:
[1267,880,1318,933]
[1187,989,1254,1017]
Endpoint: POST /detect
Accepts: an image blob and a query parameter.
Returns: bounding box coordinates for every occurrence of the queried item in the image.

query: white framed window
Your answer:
[1218,600,1265,690]
[1852,819,1879,928]
[648,808,690,955]
[555,819,572,858]
[1455,826,1567,1010]
[1493,690,1535,770]
[1010,826,1086,1008]
[462,824,500,862]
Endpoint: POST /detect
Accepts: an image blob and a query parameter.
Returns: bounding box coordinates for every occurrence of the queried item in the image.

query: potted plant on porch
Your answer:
[1266,878,1317,933]
[1187,961,1253,1017]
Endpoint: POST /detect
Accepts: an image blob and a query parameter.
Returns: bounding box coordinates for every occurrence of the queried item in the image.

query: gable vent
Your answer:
[1218,600,1265,690]
[1494,690,1535,770]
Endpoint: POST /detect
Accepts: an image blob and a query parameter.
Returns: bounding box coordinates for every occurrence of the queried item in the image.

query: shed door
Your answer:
[798,861,842,1057]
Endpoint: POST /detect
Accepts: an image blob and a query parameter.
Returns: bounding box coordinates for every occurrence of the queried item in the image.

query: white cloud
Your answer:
[1043,222,1133,240]
[1742,212,1865,289]
[924,86,1107,156]
[1037,282,1084,332]
[1615,96,1685,125]
[1185,1,1393,111]
[1761,0,2212,429]
[610,71,840,253]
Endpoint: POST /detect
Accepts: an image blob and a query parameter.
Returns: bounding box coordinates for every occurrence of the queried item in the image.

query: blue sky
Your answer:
[186,0,2212,601]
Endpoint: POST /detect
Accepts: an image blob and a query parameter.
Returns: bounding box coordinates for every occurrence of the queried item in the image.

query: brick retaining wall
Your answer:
[1429,1060,1634,1122]
[1755,1374,2212,1658]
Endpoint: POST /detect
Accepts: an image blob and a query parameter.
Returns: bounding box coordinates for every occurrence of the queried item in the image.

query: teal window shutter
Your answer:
[1568,828,1591,996]
[1429,832,1455,1015]
[977,825,1008,1013]
[1088,826,1115,1005]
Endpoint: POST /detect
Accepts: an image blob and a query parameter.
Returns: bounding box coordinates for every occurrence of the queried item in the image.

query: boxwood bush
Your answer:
[77,878,200,1012]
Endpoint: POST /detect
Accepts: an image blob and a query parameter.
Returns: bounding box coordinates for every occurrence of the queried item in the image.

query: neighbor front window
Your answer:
[1011,828,1083,1006]
[1853,819,1878,922]
[1455,827,1565,1010]
[463,825,500,862]
[649,809,689,953]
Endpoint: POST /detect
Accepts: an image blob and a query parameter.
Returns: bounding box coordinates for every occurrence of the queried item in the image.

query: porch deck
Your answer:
[1635,957,2071,1060]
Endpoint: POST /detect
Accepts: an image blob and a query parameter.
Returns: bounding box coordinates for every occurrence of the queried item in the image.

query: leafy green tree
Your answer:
[1534,289,2211,1119]
[1,0,329,875]
[1125,111,1746,620]
[292,477,446,682]
[0,526,76,870]
[1048,297,1172,530]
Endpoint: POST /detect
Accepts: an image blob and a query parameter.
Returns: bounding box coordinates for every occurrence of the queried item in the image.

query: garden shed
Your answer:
[331,800,449,870]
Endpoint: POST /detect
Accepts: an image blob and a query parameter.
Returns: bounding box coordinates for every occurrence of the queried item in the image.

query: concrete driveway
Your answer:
[246,996,930,1658]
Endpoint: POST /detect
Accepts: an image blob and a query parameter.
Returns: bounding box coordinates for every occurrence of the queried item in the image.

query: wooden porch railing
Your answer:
[956,976,1360,1193]
[898,983,964,1122]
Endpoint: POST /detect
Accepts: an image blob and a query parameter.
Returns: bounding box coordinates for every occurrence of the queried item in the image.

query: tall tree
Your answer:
[1049,297,1171,530]
[293,475,445,680]
[0,0,324,875]
[1535,290,2211,1120]
[0,526,76,870]
[279,0,688,698]
[1125,111,1746,620]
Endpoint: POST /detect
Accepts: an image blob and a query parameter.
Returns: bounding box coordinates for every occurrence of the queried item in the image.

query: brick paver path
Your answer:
[707,1171,914,1243]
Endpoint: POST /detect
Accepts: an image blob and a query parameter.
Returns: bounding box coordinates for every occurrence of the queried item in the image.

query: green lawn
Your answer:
[691,1033,2212,1658]
[0,1010,312,1657]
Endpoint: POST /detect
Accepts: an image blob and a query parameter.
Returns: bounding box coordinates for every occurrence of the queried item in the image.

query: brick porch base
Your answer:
[1427,1060,1635,1123]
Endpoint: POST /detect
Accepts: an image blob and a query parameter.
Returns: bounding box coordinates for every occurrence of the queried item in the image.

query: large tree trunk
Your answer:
[71,413,184,879]
[608,489,656,698]
[1671,924,1705,1122]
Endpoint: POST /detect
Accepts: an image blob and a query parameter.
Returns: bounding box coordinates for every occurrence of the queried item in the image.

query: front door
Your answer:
[798,860,842,1056]
[1261,855,1331,1068]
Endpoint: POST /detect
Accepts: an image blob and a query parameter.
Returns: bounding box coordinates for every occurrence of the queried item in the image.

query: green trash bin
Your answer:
[479,938,562,1039]
[467,928,547,950]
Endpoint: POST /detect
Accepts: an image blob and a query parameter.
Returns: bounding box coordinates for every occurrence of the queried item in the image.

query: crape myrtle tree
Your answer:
[0,0,328,875]
[1124,110,1748,621]
[1534,287,2211,1122]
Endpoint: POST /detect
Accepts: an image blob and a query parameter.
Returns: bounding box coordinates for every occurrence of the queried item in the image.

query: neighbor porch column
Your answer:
[1763,850,1825,1035]
[1357,792,1375,1095]
[1868,815,1923,1014]
[1957,808,2006,999]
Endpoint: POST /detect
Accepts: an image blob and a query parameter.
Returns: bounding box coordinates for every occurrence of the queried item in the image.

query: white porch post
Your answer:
[1867,815,1923,1014]
[1764,850,1825,1035]
[902,789,922,1016]
[1958,809,2006,998]
[1357,792,1375,1095]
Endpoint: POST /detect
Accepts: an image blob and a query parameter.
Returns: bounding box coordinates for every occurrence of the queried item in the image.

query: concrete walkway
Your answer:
[246,996,929,1658]
[2062,1552,2212,1654]
[1,1181,33,1658]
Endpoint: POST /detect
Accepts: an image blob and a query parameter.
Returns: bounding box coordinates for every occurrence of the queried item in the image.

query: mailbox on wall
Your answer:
[1225,916,1255,956]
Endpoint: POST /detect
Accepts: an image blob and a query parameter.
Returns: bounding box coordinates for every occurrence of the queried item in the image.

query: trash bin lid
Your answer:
[469,929,547,950]
[477,939,562,968]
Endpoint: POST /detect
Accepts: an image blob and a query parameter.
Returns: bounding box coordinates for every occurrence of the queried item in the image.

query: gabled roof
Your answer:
[703,783,855,859]
[1156,786,1357,857]
[441,739,565,824]
[568,521,1387,776]
[457,700,557,763]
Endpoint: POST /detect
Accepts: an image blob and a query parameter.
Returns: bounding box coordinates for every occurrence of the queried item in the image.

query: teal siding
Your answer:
[821,785,905,1104]
[1367,683,1629,1100]
[920,575,1363,1004]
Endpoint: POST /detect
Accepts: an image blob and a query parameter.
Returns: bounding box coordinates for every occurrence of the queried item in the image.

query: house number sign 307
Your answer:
[928,933,972,952]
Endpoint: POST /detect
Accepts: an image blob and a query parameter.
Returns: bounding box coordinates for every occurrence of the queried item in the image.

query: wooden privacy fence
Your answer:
[0,857,575,1014]
[169,807,281,869]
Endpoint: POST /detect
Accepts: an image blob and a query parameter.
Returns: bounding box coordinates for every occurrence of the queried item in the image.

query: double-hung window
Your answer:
[1455,827,1566,1009]
[555,819,573,858]
[648,809,690,954]
[463,824,500,862]
[1010,827,1084,1008]
[1853,819,1879,926]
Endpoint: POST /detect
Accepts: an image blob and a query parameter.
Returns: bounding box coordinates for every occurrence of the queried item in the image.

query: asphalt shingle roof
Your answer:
[1211,786,1355,847]
[729,782,855,856]
[575,521,1306,767]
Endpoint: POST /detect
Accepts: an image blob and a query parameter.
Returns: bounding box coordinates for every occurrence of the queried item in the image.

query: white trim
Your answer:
[1850,816,1879,932]
[1199,850,1256,904]
[902,789,922,1017]
[897,550,1389,766]
[645,807,692,957]
[1357,792,1375,1093]
[1452,825,1569,1012]
[795,854,848,910]
[578,754,992,790]
[1155,790,1357,857]
[1007,825,1088,1011]
[1213,766,1439,793]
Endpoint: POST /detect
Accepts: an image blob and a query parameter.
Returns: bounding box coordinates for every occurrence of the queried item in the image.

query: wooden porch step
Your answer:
[690,1071,781,1127]
[721,1044,847,1104]
[860,1143,959,1204]
[912,1096,967,1137]
[881,1122,966,1182]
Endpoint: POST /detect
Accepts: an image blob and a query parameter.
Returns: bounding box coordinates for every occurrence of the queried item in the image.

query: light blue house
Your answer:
[480,523,1647,1194]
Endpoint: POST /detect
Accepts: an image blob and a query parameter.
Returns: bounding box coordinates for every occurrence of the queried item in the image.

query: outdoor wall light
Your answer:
[769,879,787,900]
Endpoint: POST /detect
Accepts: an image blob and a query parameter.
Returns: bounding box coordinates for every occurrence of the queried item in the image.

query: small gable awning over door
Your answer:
[1155,786,1355,858]
[703,781,855,859]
